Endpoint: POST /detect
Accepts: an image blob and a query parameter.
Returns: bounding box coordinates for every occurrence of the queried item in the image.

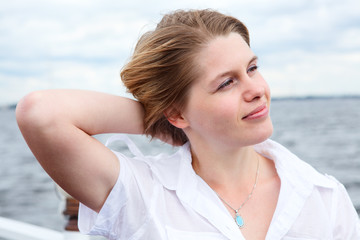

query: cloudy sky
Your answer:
[1,0,359,105]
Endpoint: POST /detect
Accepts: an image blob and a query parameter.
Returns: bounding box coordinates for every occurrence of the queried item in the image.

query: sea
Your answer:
[1,97,359,234]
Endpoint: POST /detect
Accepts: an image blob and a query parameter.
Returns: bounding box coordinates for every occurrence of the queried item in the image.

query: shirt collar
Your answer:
[253,139,337,239]
[150,138,336,193]
[124,135,337,239]
[146,142,192,191]
[149,142,245,239]
[254,139,336,189]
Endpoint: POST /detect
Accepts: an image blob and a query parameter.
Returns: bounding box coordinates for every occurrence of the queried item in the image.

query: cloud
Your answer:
[0,0,359,105]
[0,59,133,104]
[248,1,360,53]
[262,50,360,96]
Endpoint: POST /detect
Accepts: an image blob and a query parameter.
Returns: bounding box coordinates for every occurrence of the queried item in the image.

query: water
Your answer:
[0,97,359,234]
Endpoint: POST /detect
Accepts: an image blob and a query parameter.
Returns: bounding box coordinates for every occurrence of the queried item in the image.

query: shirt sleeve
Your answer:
[78,150,155,239]
[332,180,360,239]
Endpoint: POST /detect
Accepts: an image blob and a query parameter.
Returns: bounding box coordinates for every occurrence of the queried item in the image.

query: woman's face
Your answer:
[181,32,273,148]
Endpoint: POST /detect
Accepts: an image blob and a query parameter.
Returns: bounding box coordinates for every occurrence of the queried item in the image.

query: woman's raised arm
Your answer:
[16,89,145,212]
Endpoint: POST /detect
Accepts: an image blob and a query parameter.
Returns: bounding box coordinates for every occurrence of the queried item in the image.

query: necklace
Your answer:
[215,157,260,228]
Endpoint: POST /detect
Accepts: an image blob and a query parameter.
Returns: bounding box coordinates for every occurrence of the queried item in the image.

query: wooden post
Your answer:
[63,197,80,231]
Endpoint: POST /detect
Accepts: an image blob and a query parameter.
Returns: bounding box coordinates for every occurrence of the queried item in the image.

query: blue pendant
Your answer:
[235,213,244,228]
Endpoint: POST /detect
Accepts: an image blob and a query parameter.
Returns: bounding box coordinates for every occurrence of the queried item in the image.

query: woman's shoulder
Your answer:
[257,139,360,239]
[254,139,338,189]
[107,134,192,189]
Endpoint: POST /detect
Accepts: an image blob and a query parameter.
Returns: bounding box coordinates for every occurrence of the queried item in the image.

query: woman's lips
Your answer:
[242,104,269,120]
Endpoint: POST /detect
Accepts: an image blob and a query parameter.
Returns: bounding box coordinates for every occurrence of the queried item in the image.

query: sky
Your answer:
[1,0,360,105]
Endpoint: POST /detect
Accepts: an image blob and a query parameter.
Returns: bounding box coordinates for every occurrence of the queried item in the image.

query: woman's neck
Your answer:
[190,140,260,192]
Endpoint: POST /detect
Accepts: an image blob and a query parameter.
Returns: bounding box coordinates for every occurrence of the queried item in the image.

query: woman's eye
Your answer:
[217,78,234,90]
[247,65,258,73]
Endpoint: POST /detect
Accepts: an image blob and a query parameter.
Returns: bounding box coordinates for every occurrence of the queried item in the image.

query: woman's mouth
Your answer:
[242,103,269,120]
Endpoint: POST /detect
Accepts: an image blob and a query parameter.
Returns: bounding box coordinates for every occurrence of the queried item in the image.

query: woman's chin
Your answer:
[248,119,273,145]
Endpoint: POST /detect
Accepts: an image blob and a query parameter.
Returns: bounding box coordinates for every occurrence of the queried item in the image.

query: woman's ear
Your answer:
[164,108,189,129]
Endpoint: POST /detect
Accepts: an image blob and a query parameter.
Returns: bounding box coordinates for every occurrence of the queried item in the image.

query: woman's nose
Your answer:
[242,77,266,102]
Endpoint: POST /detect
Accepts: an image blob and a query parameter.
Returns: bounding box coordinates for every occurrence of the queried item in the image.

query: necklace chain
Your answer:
[214,156,260,228]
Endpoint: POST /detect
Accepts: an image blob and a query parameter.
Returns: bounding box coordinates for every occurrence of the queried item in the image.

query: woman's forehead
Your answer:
[194,33,255,81]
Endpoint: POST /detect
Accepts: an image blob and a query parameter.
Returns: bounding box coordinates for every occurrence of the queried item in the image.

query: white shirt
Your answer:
[78,134,360,240]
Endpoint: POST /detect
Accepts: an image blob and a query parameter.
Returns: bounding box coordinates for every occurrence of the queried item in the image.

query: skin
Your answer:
[16,32,280,239]
[168,32,274,189]
[16,91,143,212]
[168,33,280,239]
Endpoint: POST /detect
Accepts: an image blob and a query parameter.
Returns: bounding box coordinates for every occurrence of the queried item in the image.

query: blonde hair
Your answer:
[120,9,250,145]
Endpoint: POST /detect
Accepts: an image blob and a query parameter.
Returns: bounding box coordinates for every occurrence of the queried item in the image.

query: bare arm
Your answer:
[16,89,145,212]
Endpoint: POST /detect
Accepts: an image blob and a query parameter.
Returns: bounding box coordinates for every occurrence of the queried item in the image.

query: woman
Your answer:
[16,9,359,239]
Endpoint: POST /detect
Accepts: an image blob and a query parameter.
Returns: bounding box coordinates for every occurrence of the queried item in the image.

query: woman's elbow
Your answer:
[16,91,54,131]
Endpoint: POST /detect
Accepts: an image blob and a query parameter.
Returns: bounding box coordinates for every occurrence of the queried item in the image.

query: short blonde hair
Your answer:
[120,9,250,145]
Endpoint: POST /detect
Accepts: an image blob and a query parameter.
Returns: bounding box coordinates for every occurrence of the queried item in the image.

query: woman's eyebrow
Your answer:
[209,55,259,86]
[249,55,258,64]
